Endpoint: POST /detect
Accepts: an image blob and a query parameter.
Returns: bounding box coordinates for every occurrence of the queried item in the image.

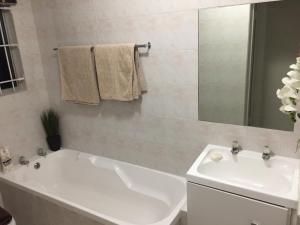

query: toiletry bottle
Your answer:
[0,146,13,173]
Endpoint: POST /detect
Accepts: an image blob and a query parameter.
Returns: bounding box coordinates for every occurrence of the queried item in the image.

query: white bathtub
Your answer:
[0,149,186,225]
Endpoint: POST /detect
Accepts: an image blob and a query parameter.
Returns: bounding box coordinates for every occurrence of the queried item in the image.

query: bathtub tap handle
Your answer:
[37,147,47,157]
[19,156,29,166]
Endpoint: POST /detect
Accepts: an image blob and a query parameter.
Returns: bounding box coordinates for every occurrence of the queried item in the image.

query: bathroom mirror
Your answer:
[198,0,300,131]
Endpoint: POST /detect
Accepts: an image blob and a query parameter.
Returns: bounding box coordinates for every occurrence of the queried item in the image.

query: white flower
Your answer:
[290,64,300,71]
[282,77,293,85]
[291,81,300,90]
[279,90,297,114]
[287,70,300,80]
[279,105,297,113]
[282,77,300,90]
[276,85,298,99]
[297,57,300,66]
[281,97,294,106]
[278,57,300,122]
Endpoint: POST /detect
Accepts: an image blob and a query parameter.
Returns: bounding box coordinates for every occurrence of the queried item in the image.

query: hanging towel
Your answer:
[58,46,100,105]
[94,43,147,101]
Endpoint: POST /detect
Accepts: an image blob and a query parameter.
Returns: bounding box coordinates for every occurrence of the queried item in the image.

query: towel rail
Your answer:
[53,42,151,51]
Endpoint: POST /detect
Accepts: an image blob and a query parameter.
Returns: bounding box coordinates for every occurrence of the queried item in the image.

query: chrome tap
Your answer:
[37,147,47,157]
[231,140,242,155]
[262,146,273,161]
[19,156,29,165]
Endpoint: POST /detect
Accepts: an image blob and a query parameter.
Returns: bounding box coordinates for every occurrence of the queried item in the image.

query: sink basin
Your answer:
[187,145,299,208]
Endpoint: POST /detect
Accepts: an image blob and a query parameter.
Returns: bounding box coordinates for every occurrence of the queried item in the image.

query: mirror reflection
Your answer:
[198,0,300,131]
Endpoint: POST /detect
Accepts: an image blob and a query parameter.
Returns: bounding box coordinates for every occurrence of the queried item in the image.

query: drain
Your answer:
[34,162,41,169]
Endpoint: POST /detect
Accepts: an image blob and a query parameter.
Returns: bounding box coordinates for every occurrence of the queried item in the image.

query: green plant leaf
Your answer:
[40,109,60,137]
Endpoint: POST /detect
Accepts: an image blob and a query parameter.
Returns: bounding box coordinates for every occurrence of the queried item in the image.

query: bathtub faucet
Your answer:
[37,147,47,157]
[19,156,29,165]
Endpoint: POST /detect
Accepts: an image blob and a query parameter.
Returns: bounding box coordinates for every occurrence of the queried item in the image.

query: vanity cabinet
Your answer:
[187,182,291,225]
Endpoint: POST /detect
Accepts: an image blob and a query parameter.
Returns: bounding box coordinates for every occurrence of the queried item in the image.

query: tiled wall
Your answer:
[0,0,50,160]
[31,0,299,176]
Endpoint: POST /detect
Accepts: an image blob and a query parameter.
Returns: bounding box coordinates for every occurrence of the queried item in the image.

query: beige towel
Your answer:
[58,46,100,105]
[94,43,147,101]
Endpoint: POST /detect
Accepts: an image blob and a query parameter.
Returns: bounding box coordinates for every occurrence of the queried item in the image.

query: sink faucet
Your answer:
[262,146,273,161]
[231,140,242,155]
[19,156,29,165]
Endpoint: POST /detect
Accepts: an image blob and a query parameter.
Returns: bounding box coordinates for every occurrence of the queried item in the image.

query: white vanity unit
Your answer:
[186,145,300,225]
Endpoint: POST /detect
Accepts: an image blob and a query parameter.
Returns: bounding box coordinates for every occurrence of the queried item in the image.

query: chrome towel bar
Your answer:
[53,42,151,51]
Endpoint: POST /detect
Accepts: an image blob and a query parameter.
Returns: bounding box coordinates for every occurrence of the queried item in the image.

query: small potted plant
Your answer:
[41,109,62,151]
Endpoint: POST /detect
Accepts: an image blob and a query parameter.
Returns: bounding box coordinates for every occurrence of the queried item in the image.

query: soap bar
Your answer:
[210,152,223,162]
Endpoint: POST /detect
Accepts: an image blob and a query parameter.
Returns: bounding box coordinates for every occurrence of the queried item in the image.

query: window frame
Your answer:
[0,7,24,95]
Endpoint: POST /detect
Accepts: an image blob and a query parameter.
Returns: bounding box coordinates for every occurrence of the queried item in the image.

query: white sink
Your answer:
[187,145,299,208]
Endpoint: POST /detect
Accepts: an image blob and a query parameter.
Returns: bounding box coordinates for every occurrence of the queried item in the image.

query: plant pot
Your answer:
[47,134,62,151]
